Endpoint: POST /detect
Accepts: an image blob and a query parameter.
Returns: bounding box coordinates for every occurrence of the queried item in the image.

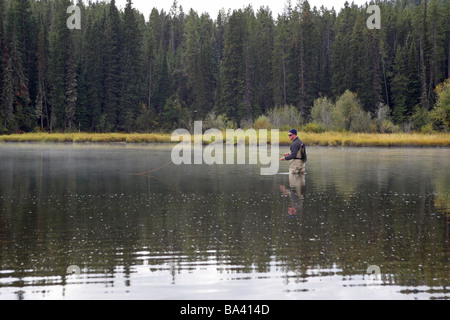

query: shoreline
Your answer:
[0,131,449,147]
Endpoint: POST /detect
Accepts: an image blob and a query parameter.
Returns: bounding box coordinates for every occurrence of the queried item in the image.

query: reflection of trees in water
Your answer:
[0,146,448,298]
[1,185,447,292]
[309,148,450,197]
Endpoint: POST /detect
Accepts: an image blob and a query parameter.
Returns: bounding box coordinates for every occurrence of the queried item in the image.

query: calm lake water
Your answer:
[0,143,448,300]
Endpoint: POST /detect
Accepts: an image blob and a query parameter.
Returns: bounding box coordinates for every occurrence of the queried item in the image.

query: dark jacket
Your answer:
[285,137,304,161]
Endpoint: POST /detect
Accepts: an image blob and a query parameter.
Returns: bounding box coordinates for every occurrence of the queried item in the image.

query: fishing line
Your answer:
[134,150,288,176]
[134,160,173,176]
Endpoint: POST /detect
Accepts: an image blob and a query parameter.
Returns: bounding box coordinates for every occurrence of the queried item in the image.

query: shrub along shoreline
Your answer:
[0,131,449,147]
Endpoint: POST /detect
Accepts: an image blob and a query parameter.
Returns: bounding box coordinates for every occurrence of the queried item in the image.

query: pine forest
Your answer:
[0,0,449,134]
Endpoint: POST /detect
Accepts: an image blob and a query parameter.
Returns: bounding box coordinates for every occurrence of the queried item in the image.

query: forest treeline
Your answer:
[0,0,449,134]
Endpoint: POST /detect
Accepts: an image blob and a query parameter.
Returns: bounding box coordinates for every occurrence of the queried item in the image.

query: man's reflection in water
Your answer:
[280,174,305,218]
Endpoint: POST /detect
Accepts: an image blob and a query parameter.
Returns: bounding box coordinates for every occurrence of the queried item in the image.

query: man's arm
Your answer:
[284,141,301,161]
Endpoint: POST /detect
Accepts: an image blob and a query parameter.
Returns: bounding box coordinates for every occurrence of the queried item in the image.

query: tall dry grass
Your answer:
[0,131,449,147]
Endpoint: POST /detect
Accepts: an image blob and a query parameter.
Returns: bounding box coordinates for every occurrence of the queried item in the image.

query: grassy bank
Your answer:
[292,132,450,147]
[0,131,449,147]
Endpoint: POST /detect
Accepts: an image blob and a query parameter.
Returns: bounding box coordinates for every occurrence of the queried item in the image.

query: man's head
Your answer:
[288,129,297,141]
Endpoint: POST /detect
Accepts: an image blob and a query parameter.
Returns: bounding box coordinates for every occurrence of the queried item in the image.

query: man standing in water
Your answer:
[280,129,306,174]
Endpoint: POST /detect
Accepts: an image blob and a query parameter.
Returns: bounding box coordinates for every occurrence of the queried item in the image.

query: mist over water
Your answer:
[0,144,448,300]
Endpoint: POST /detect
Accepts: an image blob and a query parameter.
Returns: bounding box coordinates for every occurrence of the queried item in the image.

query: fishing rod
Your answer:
[133,148,293,176]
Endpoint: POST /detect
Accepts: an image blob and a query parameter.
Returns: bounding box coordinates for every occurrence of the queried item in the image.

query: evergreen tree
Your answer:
[406,36,421,112]
[197,14,217,116]
[0,0,6,130]
[184,11,216,117]
[0,33,13,130]
[7,0,37,109]
[413,0,432,110]
[36,24,49,130]
[217,9,246,124]
[286,8,300,108]
[253,7,274,116]
[214,9,226,64]
[120,0,144,131]
[102,0,122,130]
[349,15,370,108]
[153,51,171,115]
[297,0,319,114]
[366,27,383,112]
[10,33,31,131]
[428,0,446,93]
[316,6,335,99]
[331,2,357,98]
[75,62,89,131]
[83,13,103,131]
[48,0,70,131]
[145,8,160,114]
[242,6,256,123]
[447,0,450,79]
[64,39,77,131]
[272,14,289,107]
[184,10,201,111]
[391,44,409,123]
